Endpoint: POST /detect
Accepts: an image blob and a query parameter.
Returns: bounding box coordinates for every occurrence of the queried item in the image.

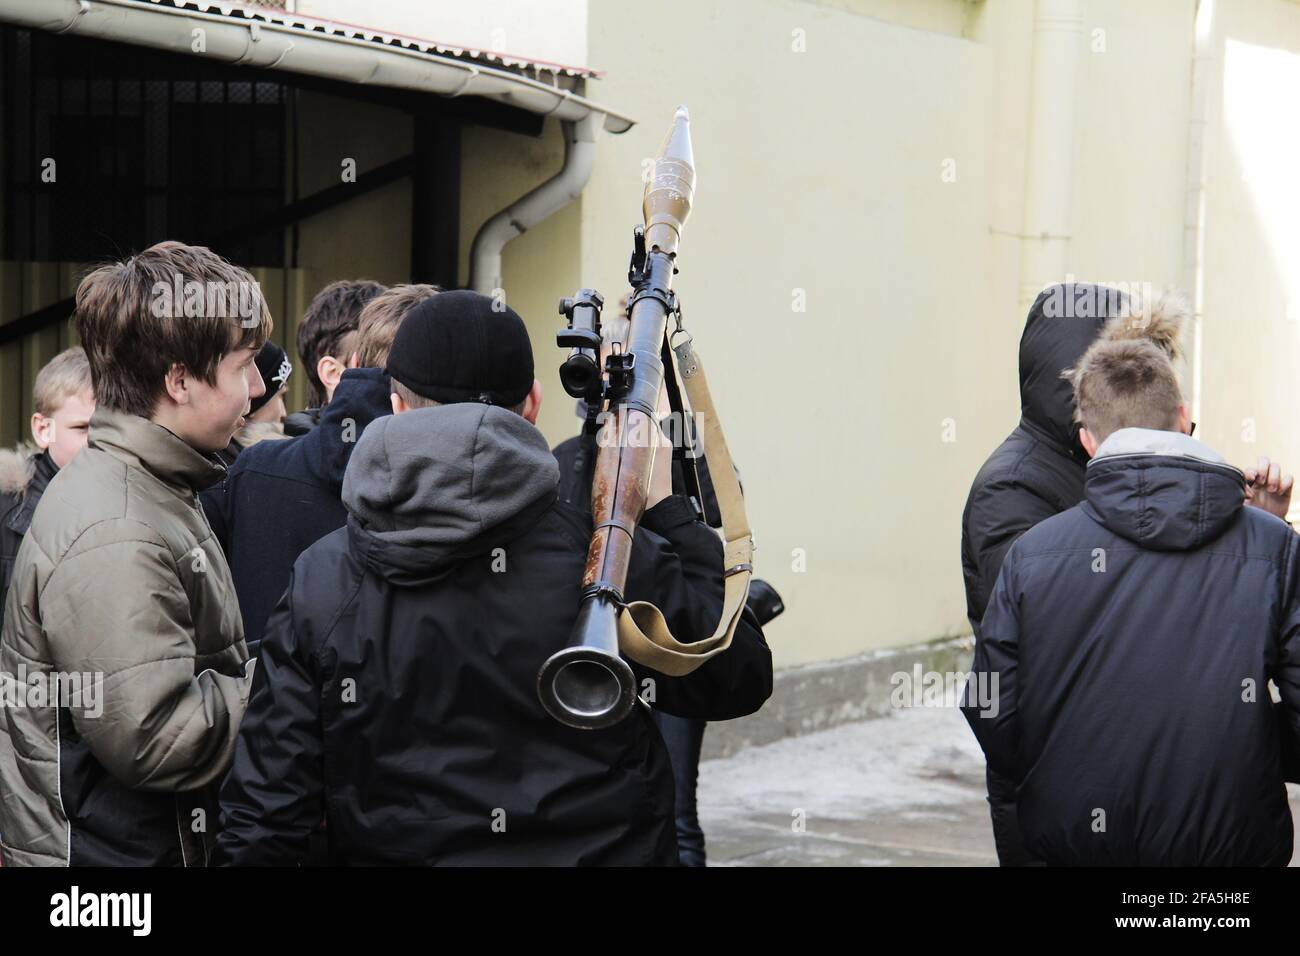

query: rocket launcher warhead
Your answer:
[642,106,695,257]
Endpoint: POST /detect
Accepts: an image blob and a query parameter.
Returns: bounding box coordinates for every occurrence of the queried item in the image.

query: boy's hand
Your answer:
[1244,456,1294,521]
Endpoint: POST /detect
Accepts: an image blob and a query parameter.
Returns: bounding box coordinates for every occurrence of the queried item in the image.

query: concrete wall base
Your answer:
[701,636,975,761]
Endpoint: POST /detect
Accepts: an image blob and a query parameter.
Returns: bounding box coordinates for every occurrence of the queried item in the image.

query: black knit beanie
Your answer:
[384,290,534,408]
[249,341,292,415]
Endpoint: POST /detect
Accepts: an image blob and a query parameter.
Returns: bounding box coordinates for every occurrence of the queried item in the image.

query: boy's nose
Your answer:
[250,365,267,398]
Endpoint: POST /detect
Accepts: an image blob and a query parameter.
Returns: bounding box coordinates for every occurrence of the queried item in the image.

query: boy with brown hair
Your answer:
[0,347,95,600]
[286,279,386,435]
[0,241,267,866]
[962,334,1300,865]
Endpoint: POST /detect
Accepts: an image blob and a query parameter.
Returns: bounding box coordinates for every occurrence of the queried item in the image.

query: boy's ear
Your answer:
[30,413,52,450]
[1177,404,1192,435]
[163,363,191,407]
[390,391,408,415]
[318,354,346,397]
[1079,426,1099,459]
[522,379,543,425]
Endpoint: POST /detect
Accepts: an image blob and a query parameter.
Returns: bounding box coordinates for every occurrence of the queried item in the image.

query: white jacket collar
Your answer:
[1091,427,1228,466]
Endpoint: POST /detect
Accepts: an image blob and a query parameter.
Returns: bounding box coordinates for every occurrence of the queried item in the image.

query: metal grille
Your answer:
[1,25,287,266]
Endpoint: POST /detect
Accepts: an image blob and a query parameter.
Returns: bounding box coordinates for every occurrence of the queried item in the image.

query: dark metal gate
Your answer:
[1,24,289,268]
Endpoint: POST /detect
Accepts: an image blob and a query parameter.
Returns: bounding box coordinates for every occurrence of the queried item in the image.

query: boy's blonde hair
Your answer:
[1097,289,1189,362]
[1070,338,1183,445]
[33,347,93,417]
[355,284,441,369]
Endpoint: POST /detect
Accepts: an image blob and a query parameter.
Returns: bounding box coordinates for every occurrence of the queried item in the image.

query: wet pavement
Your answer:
[698,705,1300,866]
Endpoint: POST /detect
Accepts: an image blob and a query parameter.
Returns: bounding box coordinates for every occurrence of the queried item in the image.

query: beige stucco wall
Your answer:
[581,0,1002,666]
[573,0,1300,669]
[1198,0,1300,479]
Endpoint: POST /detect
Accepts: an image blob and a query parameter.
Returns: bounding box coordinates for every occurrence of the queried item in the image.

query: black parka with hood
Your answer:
[963,428,1300,866]
[960,284,1125,634]
[215,403,773,866]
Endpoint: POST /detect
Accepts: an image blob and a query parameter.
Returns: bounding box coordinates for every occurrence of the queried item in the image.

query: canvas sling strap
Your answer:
[614,328,754,677]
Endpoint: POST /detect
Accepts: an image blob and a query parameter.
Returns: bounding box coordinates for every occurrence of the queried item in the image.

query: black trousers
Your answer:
[985,765,1043,866]
[653,711,707,867]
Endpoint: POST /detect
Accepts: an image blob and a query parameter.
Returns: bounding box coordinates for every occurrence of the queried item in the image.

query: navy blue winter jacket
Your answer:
[964,427,1300,866]
[201,367,392,649]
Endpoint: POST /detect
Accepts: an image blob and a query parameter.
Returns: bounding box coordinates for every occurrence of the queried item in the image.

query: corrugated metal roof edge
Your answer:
[140,0,604,79]
[17,0,635,132]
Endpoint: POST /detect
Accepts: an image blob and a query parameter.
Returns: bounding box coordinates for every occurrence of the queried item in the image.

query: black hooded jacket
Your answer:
[215,404,773,866]
[0,449,56,603]
[963,428,1300,866]
[960,285,1125,634]
[200,368,392,648]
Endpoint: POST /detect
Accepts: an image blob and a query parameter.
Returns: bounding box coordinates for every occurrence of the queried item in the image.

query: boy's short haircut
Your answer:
[390,379,438,411]
[336,330,361,368]
[355,284,442,369]
[33,347,92,416]
[1069,338,1183,445]
[75,241,272,419]
[391,377,525,416]
[297,279,387,407]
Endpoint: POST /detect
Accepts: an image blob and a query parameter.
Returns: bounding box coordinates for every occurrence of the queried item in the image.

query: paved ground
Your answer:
[698,705,1300,866]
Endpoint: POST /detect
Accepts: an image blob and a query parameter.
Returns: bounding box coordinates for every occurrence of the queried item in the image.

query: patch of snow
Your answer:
[700,706,985,822]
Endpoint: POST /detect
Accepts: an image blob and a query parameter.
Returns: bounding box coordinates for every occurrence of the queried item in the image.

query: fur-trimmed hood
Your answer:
[0,444,36,498]
[234,420,288,451]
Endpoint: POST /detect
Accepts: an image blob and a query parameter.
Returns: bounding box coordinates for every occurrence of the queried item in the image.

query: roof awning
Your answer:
[0,0,635,133]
